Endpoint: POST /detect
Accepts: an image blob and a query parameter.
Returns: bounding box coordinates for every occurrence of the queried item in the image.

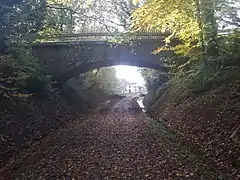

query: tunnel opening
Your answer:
[63,65,168,112]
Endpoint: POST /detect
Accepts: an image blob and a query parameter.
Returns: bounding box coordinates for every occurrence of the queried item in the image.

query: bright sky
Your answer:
[115,65,145,86]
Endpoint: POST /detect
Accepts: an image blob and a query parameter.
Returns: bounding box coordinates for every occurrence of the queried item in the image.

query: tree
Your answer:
[139,68,169,90]
[0,0,53,97]
[132,0,240,91]
[41,0,141,34]
[132,0,239,58]
[0,0,46,54]
[72,67,122,94]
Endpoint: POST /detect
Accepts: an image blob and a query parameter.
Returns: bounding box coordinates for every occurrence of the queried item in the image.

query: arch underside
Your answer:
[57,59,168,82]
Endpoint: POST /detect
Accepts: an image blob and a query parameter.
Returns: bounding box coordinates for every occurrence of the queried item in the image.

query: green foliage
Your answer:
[0,47,53,98]
[132,0,240,92]
[172,30,240,91]
[39,1,75,38]
[0,0,46,51]
[77,67,124,94]
[219,30,240,59]
[65,67,129,102]
[175,60,239,92]
[132,0,201,56]
[139,68,169,90]
[0,0,53,98]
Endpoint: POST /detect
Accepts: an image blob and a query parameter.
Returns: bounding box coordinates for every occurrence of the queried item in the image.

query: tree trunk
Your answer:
[200,0,218,57]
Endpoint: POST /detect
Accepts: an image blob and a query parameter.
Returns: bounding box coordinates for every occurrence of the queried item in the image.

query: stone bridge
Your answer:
[32,32,173,82]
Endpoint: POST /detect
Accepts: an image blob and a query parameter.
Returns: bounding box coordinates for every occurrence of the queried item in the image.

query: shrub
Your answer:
[0,47,53,98]
[172,31,240,92]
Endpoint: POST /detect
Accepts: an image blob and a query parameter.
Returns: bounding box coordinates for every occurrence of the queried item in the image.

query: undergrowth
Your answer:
[172,31,240,92]
[0,47,53,98]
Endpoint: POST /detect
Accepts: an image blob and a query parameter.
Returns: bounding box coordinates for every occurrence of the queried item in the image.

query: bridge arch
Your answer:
[58,58,168,82]
[33,35,173,82]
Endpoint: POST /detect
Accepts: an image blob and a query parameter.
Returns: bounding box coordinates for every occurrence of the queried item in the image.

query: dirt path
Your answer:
[112,94,141,112]
[1,107,227,179]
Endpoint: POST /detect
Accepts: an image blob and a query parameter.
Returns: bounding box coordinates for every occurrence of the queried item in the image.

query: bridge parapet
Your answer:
[37,31,169,43]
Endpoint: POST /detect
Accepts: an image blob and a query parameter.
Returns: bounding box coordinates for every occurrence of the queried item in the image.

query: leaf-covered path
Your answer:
[2,111,223,179]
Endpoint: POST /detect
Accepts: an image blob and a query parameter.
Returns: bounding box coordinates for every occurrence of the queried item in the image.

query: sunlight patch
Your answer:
[114,65,145,86]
